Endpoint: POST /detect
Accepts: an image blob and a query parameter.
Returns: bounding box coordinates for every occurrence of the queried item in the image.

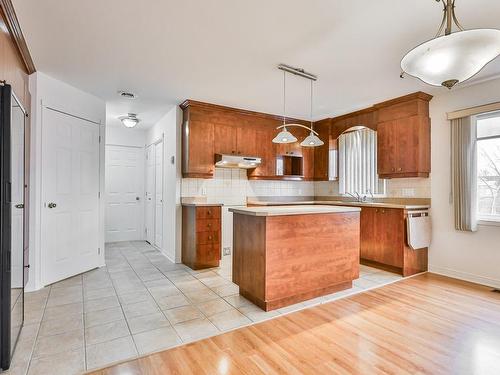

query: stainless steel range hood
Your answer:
[214,154,261,169]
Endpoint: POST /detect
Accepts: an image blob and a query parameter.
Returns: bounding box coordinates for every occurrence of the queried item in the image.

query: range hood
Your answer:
[214,154,261,169]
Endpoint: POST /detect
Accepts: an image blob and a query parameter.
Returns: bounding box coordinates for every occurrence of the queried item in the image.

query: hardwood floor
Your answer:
[88,273,500,375]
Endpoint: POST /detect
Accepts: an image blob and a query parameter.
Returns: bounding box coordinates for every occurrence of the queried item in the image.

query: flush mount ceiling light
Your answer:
[119,113,140,128]
[400,0,500,89]
[272,64,323,147]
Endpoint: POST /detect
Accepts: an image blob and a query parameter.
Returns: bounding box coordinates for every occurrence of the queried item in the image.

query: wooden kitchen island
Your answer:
[229,205,361,311]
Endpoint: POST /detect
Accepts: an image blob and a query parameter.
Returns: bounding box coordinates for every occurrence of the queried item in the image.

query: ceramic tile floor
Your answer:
[6,241,403,375]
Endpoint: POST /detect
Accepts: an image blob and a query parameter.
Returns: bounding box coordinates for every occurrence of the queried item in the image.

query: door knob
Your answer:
[48,202,57,208]
[15,204,24,209]
[136,197,140,201]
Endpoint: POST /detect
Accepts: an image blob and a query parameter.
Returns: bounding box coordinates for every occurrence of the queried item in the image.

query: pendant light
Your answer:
[272,64,323,147]
[401,0,500,89]
[272,70,297,144]
[300,80,324,147]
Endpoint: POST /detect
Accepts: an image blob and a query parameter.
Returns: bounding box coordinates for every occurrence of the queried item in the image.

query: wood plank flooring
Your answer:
[88,273,500,375]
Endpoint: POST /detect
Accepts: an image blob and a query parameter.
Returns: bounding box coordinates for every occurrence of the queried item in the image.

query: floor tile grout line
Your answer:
[81,273,88,371]
[120,242,186,344]
[102,247,141,363]
[24,285,52,375]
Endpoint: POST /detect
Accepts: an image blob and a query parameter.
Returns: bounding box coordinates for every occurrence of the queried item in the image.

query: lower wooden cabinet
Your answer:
[182,205,221,270]
[360,207,427,276]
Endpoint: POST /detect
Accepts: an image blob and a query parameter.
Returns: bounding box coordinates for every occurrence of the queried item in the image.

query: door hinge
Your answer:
[98,192,101,198]
[98,135,102,143]
[98,247,101,255]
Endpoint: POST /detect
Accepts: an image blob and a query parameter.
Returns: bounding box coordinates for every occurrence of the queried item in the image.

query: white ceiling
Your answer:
[12,0,500,128]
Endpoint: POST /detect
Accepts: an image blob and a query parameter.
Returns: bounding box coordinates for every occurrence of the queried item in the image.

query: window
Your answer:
[338,127,385,196]
[476,111,500,222]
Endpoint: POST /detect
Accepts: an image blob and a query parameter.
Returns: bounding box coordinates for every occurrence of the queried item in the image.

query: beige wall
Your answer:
[429,77,500,288]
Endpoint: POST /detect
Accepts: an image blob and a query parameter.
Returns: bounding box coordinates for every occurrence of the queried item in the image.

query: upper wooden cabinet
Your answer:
[375,93,432,178]
[180,92,432,180]
[328,91,432,180]
[313,119,331,181]
[181,100,312,180]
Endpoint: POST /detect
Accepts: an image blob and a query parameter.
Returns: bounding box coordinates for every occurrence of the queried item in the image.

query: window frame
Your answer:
[475,111,500,224]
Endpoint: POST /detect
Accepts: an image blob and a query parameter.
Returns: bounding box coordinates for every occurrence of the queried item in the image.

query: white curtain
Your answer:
[338,128,379,195]
[451,116,477,231]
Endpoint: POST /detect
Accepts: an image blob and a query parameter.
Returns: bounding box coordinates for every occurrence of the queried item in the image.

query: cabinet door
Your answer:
[313,124,330,180]
[360,207,377,261]
[377,120,398,175]
[375,208,404,268]
[248,127,276,177]
[236,126,257,156]
[302,147,314,180]
[214,123,237,155]
[185,120,214,176]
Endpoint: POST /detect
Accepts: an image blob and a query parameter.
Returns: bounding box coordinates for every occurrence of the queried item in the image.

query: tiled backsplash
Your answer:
[315,177,431,198]
[181,168,315,205]
[182,169,431,204]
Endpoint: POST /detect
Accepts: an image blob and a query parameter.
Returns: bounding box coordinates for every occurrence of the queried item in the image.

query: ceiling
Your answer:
[12,0,500,129]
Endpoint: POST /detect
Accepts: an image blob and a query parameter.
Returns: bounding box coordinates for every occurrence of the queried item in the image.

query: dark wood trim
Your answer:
[180,99,307,124]
[360,259,403,274]
[374,91,433,109]
[0,0,35,74]
[379,172,430,179]
[325,91,433,124]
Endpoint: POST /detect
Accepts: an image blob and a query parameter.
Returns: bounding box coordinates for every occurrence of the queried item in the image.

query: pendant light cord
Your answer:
[283,70,286,128]
[310,80,314,132]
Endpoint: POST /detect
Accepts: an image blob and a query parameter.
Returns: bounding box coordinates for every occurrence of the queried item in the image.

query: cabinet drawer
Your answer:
[196,243,221,263]
[196,219,220,232]
[196,231,220,245]
[196,207,221,219]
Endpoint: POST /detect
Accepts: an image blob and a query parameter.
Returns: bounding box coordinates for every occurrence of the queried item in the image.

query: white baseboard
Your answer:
[429,265,500,289]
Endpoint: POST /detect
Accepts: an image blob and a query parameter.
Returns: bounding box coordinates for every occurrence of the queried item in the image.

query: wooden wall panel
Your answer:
[0,7,29,109]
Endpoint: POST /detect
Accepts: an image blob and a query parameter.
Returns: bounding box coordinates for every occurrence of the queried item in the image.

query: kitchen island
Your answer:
[229,205,361,311]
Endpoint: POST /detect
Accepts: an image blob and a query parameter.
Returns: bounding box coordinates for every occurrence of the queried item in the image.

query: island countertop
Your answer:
[229,205,361,217]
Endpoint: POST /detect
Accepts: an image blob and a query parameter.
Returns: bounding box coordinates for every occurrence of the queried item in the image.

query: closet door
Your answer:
[154,141,163,249]
[41,107,100,285]
[145,145,155,244]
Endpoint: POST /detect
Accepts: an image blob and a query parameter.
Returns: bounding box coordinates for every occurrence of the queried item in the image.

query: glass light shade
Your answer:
[122,118,138,128]
[401,29,500,88]
[300,131,324,147]
[272,128,297,144]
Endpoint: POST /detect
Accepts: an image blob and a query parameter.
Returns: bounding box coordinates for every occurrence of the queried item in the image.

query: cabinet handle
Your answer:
[207,223,212,227]
[207,210,211,215]
[208,236,212,240]
[398,167,402,172]
[391,168,395,172]
[232,151,235,154]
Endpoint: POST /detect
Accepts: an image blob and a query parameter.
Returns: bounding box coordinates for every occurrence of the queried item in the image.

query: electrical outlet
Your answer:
[201,187,207,196]
[223,247,231,256]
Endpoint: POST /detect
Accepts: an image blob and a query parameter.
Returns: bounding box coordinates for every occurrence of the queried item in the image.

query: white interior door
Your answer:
[105,145,144,242]
[154,141,163,248]
[145,144,155,244]
[41,107,100,285]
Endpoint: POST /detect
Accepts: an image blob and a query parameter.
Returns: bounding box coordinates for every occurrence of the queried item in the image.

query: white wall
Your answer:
[106,125,146,148]
[28,72,106,291]
[429,77,500,289]
[145,106,182,263]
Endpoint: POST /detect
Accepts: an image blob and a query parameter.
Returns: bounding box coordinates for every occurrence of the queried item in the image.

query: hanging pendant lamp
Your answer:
[272,70,297,144]
[400,0,500,89]
[301,80,324,147]
[272,64,323,146]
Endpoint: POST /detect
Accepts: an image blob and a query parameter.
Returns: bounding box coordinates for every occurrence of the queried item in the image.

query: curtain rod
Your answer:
[447,101,500,120]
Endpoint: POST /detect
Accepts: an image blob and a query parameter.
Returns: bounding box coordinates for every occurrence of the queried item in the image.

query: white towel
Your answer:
[407,215,432,250]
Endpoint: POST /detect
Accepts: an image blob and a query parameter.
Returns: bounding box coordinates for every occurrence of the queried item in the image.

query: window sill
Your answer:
[477,219,500,227]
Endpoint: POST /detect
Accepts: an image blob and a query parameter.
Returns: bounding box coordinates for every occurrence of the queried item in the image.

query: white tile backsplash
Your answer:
[314,177,430,198]
[181,168,314,204]
[182,169,430,202]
